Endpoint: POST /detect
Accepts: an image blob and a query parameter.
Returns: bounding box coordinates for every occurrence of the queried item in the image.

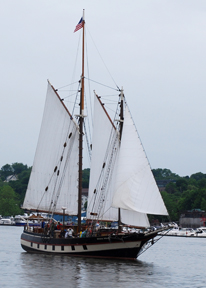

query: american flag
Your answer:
[74,17,83,33]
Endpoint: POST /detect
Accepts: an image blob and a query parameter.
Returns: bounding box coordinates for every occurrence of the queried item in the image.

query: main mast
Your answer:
[78,10,85,232]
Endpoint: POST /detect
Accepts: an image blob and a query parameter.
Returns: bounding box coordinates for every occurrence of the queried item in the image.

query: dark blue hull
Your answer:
[21,230,158,260]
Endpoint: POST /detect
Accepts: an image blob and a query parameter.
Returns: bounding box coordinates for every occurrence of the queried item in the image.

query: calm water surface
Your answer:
[0,226,206,288]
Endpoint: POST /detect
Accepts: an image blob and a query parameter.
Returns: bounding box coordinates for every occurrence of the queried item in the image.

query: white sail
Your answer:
[87,94,150,227]
[22,82,79,215]
[86,94,119,221]
[112,105,168,216]
[121,209,149,227]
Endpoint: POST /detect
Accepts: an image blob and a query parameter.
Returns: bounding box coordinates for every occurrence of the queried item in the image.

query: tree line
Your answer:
[0,163,31,216]
[1,163,206,222]
[153,168,206,222]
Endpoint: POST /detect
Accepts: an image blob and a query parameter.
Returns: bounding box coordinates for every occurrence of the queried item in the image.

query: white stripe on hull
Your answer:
[21,239,142,254]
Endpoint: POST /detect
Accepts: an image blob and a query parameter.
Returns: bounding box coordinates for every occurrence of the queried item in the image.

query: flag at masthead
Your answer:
[74,17,83,32]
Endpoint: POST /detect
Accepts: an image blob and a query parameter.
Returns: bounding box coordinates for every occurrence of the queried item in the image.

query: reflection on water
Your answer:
[19,253,159,288]
[1,226,206,288]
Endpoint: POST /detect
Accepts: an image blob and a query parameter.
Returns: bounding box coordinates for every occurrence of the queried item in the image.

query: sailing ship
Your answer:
[21,12,170,260]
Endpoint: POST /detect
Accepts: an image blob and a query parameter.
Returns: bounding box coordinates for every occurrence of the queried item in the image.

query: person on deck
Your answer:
[49,221,55,237]
[81,230,86,238]
[41,220,45,229]
[65,228,73,238]
[56,221,62,230]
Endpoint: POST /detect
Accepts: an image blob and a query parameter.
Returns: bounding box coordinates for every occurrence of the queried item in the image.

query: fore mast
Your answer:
[118,88,124,231]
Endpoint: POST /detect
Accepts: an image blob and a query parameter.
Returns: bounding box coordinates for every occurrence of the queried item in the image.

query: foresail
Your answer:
[22,82,79,215]
[87,94,150,227]
[86,94,119,222]
[112,104,168,216]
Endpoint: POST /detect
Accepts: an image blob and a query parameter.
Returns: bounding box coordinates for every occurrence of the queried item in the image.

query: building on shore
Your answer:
[179,209,206,228]
[4,174,18,182]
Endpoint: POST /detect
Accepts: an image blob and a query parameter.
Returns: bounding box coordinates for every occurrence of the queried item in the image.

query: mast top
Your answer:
[83,9,85,21]
[120,87,124,100]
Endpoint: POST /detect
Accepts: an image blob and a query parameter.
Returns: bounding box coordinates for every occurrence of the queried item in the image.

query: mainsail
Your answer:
[87,93,150,227]
[112,105,168,216]
[22,82,79,215]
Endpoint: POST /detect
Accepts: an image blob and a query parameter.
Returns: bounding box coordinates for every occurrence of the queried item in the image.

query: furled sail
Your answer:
[87,94,150,227]
[112,105,168,216]
[22,82,79,215]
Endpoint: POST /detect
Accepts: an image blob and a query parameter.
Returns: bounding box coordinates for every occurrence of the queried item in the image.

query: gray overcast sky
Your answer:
[1,0,206,177]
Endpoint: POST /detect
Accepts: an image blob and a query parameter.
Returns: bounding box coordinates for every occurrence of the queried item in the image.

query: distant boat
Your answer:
[20,11,169,260]
[0,217,14,225]
[167,227,196,237]
[14,215,41,227]
[195,227,206,237]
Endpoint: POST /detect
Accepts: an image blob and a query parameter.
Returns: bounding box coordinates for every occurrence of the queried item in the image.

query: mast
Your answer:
[118,87,124,231]
[78,10,85,232]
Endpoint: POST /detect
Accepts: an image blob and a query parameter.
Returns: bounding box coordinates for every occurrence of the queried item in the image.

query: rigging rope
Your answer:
[85,77,119,91]
[83,121,91,162]
[86,25,120,91]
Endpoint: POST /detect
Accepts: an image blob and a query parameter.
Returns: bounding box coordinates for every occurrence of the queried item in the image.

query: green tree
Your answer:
[177,189,198,212]
[0,164,13,180]
[188,178,197,186]
[201,198,206,211]
[176,179,188,193]
[198,178,206,189]
[152,168,179,180]
[82,168,90,188]
[191,172,206,181]
[12,163,28,175]
[165,182,177,194]
[9,168,31,203]
[0,185,22,216]
[161,191,179,221]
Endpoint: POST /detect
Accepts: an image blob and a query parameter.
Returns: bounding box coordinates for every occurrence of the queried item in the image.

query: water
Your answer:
[1,226,206,288]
